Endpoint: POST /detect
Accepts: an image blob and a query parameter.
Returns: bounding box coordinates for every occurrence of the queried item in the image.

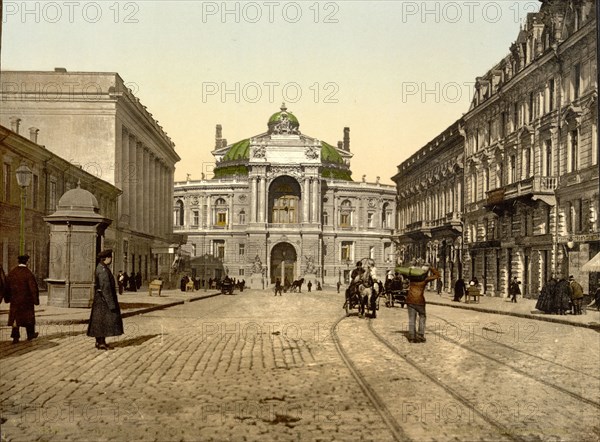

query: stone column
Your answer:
[149,154,156,235]
[158,162,165,238]
[251,177,257,222]
[129,135,137,232]
[229,194,234,229]
[259,177,266,223]
[303,177,310,223]
[121,128,130,226]
[143,148,150,234]
[312,178,319,223]
[206,193,212,227]
[333,194,338,228]
[167,168,174,236]
[136,143,143,233]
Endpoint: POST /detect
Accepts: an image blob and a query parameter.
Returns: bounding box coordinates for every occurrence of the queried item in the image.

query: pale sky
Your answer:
[1,0,541,184]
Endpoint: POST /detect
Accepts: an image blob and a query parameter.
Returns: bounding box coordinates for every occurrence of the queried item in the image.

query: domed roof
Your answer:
[268,103,299,132]
[58,185,99,213]
[321,141,344,165]
[222,139,250,162]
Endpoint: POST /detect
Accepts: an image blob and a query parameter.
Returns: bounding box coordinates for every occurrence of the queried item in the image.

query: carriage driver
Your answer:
[346,261,366,298]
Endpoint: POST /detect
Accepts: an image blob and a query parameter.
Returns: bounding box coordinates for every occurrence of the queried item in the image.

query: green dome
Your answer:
[222,139,250,162]
[268,111,299,126]
[321,141,344,164]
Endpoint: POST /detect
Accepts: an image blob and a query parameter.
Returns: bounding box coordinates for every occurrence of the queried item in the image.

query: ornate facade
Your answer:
[174,106,396,287]
[392,120,465,293]
[462,0,597,297]
[0,69,181,282]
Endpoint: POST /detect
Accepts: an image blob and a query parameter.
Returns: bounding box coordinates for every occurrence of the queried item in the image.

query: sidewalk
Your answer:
[0,287,223,326]
[426,290,600,330]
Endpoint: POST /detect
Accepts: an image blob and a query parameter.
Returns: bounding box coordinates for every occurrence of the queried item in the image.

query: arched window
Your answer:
[174,200,184,226]
[215,198,227,227]
[238,210,246,224]
[340,199,352,227]
[269,176,301,224]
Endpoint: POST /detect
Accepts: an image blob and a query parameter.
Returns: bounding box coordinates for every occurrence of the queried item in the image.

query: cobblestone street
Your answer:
[1,289,599,441]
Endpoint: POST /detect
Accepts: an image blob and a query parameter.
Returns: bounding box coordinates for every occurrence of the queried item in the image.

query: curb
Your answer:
[427,300,600,331]
[35,292,223,325]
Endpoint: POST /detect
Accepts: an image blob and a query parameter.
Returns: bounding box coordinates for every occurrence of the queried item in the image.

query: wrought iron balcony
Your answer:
[486,176,557,207]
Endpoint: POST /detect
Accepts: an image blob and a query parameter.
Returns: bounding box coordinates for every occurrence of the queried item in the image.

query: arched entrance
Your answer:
[270,242,297,284]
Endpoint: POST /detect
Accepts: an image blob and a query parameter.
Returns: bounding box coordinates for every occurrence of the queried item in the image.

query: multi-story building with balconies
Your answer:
[392,120,465,293]
[173,105,396,287]
[462,0,597,297]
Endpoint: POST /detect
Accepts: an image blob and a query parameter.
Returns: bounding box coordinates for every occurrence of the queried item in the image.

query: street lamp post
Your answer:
[15,164,32,255]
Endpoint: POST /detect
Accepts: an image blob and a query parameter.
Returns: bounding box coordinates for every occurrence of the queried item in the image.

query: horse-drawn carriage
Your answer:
[220,278,235,295]
[343,258,382,318]
[384,276,408,308]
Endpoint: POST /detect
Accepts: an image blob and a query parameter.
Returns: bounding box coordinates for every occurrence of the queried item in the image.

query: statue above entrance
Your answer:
[252,254,263,274]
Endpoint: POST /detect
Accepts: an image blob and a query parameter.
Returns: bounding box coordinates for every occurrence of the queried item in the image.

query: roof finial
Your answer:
[280,102,287,112]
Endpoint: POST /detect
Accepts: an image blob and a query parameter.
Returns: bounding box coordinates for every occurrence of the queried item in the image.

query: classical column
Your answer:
[206,194,212,227]
[121,128,130,225]
[333,194,338,228]
[259,177,266,223]
[143,148,150,234]
[149,154,156,235]
[158,162,165,238]
[136,143,143,233]
[129,135,137,231]
[312,178,319,223]
[167,168,174,236]
[250,177,257,222]
[303,177,310,223]
[228,194,234,229]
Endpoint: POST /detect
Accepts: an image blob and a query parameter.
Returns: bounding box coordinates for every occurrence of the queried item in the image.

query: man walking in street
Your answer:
[453,277,466,302]
[5,255,39,344]
[569,275,584,315]
[509,276,521,303]
[117,271,125,295]
[405,266,440,343]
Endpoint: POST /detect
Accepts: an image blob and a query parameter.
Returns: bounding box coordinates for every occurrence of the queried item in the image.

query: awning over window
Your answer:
[581,252,600,272]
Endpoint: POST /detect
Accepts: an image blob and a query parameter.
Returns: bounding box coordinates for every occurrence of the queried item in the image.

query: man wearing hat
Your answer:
[569,275,584,315]
[5,255,39,344]
[87,249,123,350]
[509,276,521,303]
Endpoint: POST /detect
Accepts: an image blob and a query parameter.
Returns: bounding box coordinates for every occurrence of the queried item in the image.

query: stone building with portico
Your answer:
[173,105,397,288]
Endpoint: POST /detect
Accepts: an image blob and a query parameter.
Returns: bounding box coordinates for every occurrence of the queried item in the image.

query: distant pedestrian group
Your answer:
[536,275,588,315]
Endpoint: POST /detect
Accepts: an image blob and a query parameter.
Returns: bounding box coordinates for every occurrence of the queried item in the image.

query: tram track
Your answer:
[426,312,600,409]
[331,314,526,441]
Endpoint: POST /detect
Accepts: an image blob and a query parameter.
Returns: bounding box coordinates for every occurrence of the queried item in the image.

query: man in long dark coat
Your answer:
[5,255,39,343]
[87,250,124,350]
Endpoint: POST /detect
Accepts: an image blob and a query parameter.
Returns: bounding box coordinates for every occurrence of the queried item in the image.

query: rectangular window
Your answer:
[217,212,227,226]
[239,244,245,256]
[341,241,352,261]
[500,112,507,138]
[548,78,555,111]
[369,246,375,260]
[528,92,534,122]
[193,210,200,226]
[513,102,519,131]
[524,148,531,178]
[544,140,552,176]
[487,120,492,145]
[214,240,225,260]
[239,269,245,276]
[475,128,480,151]
[239,211,246,224]
[577,199,583,233]
[340,213,350,227]
[573,63,581,100]
[323,212,328,225]
[367,212,374,228]
[3,163,11,202]
[192,244,197,257]
[570,130,578,172]
[510,155,516,183]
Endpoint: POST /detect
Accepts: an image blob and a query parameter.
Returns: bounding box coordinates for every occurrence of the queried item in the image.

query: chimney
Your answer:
[29,127,39,144]
[337,141,343,150]
[9,117,21,134]
[343,127,350,151]
[215,124,222,149]
[222,139,227,148]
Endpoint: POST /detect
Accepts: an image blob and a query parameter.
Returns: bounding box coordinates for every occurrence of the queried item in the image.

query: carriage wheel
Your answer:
[345,301,350,317]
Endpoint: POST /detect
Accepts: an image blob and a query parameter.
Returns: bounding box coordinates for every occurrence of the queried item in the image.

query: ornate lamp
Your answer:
[15,164,32,255]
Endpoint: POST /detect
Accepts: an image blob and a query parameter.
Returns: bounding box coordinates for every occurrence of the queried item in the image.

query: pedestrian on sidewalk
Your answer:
[87,250,123,350]
[509,277,521,303]
[554,276,571,315]
[536,275,557,313]
[337,281,341,293]
[117,271,125,295]
[5,255,39,344]
[569,275,584,315]
[453,277,466,302]
[405,266,440,343]
[307,281,312,292]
